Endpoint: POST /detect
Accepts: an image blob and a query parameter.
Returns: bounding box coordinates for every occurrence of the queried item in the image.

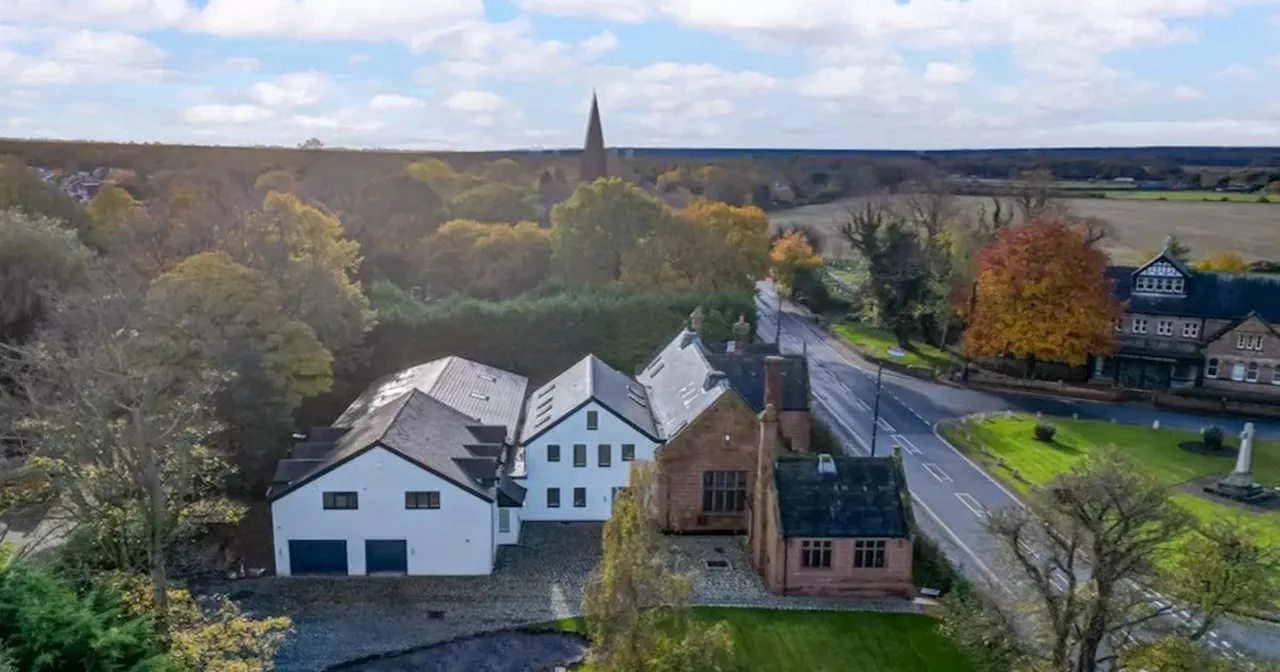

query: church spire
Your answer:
[580,90,607,183]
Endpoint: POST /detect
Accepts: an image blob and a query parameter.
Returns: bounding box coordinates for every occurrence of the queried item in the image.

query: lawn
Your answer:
[539,607,976,672]
[940,415,1280,551]
[832,321,958,372]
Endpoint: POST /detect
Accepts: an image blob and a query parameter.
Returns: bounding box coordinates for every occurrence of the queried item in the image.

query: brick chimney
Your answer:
[752,402,779,572]
[689,305,706,337]
[763,355,784,412]
[732,314,750,354]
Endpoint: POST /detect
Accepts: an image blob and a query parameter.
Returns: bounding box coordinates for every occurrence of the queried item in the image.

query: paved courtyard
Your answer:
[231,523,920,671]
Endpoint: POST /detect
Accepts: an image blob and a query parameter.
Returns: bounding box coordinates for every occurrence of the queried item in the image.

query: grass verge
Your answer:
[831,321,958,372]
[532,607,976,672]
[939,415,1280,555]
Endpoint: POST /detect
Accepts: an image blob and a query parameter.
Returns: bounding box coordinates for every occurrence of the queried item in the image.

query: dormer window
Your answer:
[1133,256,1187,296]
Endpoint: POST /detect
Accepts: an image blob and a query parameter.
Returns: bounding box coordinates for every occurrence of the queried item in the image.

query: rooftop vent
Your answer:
[469,392,490,401]
[703,559,730,570]
[703,370,728,391]
[817,453,837,475]
[538,384,555,397]
[478,373,497,382]
[649,362,666,376]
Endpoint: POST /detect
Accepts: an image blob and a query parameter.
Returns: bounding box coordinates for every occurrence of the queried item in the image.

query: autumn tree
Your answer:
[85,182,140,243]
[414,220,551,300]
[0,269,238,617]
[224,191,374,367]
[407,157,477,199]
[1193,251,1250,272]
[0,210,93,344]
[583,462,733,671]
[768,229,822,296]
[623,199,770,293]
[253,168,300,195]
[146,251,333,483]
[552,178,668,285]
[349,173,447,283]
[446,182,539,224]
[480,158,524,185]
[963,217,1117,377]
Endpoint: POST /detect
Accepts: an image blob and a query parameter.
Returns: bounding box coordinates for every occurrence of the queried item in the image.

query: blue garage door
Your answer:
[288,540,348,575]
[365,540,408,574]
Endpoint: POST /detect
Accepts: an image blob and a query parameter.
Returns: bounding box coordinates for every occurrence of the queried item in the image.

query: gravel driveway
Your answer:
[229,523,920,671]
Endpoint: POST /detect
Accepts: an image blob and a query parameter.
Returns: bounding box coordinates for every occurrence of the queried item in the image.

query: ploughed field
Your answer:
[770,196,1280,265]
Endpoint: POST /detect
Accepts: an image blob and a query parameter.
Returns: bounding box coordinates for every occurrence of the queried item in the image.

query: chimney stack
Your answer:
[763,355,784,413]
[732,314,750,355]
[689,305,706,337]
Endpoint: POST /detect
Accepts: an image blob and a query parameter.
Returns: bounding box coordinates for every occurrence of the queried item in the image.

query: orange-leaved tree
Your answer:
[1192,251,1249,273]
[963,217,1118,377]
[769,230,822,296]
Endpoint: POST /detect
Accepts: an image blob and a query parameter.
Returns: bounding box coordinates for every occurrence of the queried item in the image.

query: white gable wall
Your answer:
[519,401,660,521]
[494,505,522,549]
[272,446,495,576]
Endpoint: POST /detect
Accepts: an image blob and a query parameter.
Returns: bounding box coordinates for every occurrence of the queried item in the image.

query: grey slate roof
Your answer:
[270,390,521,504]
[520,355,659,444]
[635,330,733,440]
[1108,263,1280,323]
[702,352,810,412]
[773,454,910,538]
[334,356,528,442]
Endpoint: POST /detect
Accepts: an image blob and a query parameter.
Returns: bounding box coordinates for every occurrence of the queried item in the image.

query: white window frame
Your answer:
[1273,367,1280,386]
[1232,362,1246,381]
[1171,278,1185,293]
[1132,318,1148,334]
[1113,318,1123,333]
[1205,358,1219,378]
[1156,320,1173,336]
[1237,334,1265,351]
[1247,362,1260,382]
[498,508,511,533]
[1182,322,1200,339]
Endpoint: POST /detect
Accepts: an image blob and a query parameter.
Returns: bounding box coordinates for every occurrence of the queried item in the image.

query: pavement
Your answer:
[754,280,1280,660]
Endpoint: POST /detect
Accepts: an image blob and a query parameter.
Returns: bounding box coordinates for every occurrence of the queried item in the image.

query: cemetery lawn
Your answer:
[940,416,1280,552]
[539,608,976,672]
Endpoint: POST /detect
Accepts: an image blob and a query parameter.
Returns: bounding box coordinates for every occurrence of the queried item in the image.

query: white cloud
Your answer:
[220,55,261,71]
[194,0,483,44]
[1219,63,1258,79]
[369,94,426,109]
[181,103,274,124]
[514,0,650,23]
[577,30,619,60]
[251,70,329,108]
[46,29,165,66]
[1171,84,1203,100]
[348,53,371,65]
[923,61,972,85]
[445,89,505,112]
[595,62,775,111]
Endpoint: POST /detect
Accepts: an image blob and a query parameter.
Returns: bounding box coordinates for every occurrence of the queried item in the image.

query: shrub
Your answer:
[809,416,843,455]
[1034,422,1057,442]
[912,533,963,595]
[1258,196,1270,204]
[1203,426,1225,450]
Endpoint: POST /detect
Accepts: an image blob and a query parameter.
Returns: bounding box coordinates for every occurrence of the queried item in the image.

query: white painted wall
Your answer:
[518,401,660,522]
[494,505,521,548]
[272,446,494,576]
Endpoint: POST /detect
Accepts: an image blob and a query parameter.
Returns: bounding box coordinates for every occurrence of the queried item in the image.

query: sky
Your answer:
[0,0,1278,151]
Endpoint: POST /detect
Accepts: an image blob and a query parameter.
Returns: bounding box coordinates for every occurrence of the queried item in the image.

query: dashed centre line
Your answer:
[923,462,953,483]
[892,433,922,454]
[956,493,987,517]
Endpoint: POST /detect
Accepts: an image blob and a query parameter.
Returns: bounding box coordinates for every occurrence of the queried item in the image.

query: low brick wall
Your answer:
[1153,392,1280,419]
[963,374,1125,402]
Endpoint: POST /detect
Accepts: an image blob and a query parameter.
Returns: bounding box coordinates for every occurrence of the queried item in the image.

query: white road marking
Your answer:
[851,396,872,413]
[877,417,897,433]
[893,434,922,455]
[923,463,953,483]
[956,493,987,517]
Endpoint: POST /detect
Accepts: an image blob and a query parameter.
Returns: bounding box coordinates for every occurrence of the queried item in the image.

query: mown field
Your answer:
[770,195,1280,265]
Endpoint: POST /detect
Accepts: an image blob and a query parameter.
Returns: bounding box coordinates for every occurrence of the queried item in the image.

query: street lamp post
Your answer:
[870,346,906,457]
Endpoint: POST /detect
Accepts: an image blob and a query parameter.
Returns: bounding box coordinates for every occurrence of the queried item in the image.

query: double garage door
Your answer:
[287,540,408,575]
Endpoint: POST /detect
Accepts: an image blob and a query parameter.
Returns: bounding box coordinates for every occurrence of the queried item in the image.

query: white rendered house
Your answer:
[512,355,662,521]
[269,356,529,577]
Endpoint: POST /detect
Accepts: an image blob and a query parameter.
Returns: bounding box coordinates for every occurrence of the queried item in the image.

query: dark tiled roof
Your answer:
[703,353,810,412]
[496,474,526,507]
[773,454,910,538]
[635,330,732,440]
[334,356,528,442]
[270,390,512,502]
[1108,266,1280,323]
[520,355,658,444]
[700,340,781,356]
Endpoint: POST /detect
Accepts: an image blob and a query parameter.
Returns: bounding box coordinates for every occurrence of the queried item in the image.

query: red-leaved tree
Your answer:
[963,217,1118,377]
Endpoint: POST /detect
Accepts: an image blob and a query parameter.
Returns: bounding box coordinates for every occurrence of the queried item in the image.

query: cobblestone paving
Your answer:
[230,523,921,672]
